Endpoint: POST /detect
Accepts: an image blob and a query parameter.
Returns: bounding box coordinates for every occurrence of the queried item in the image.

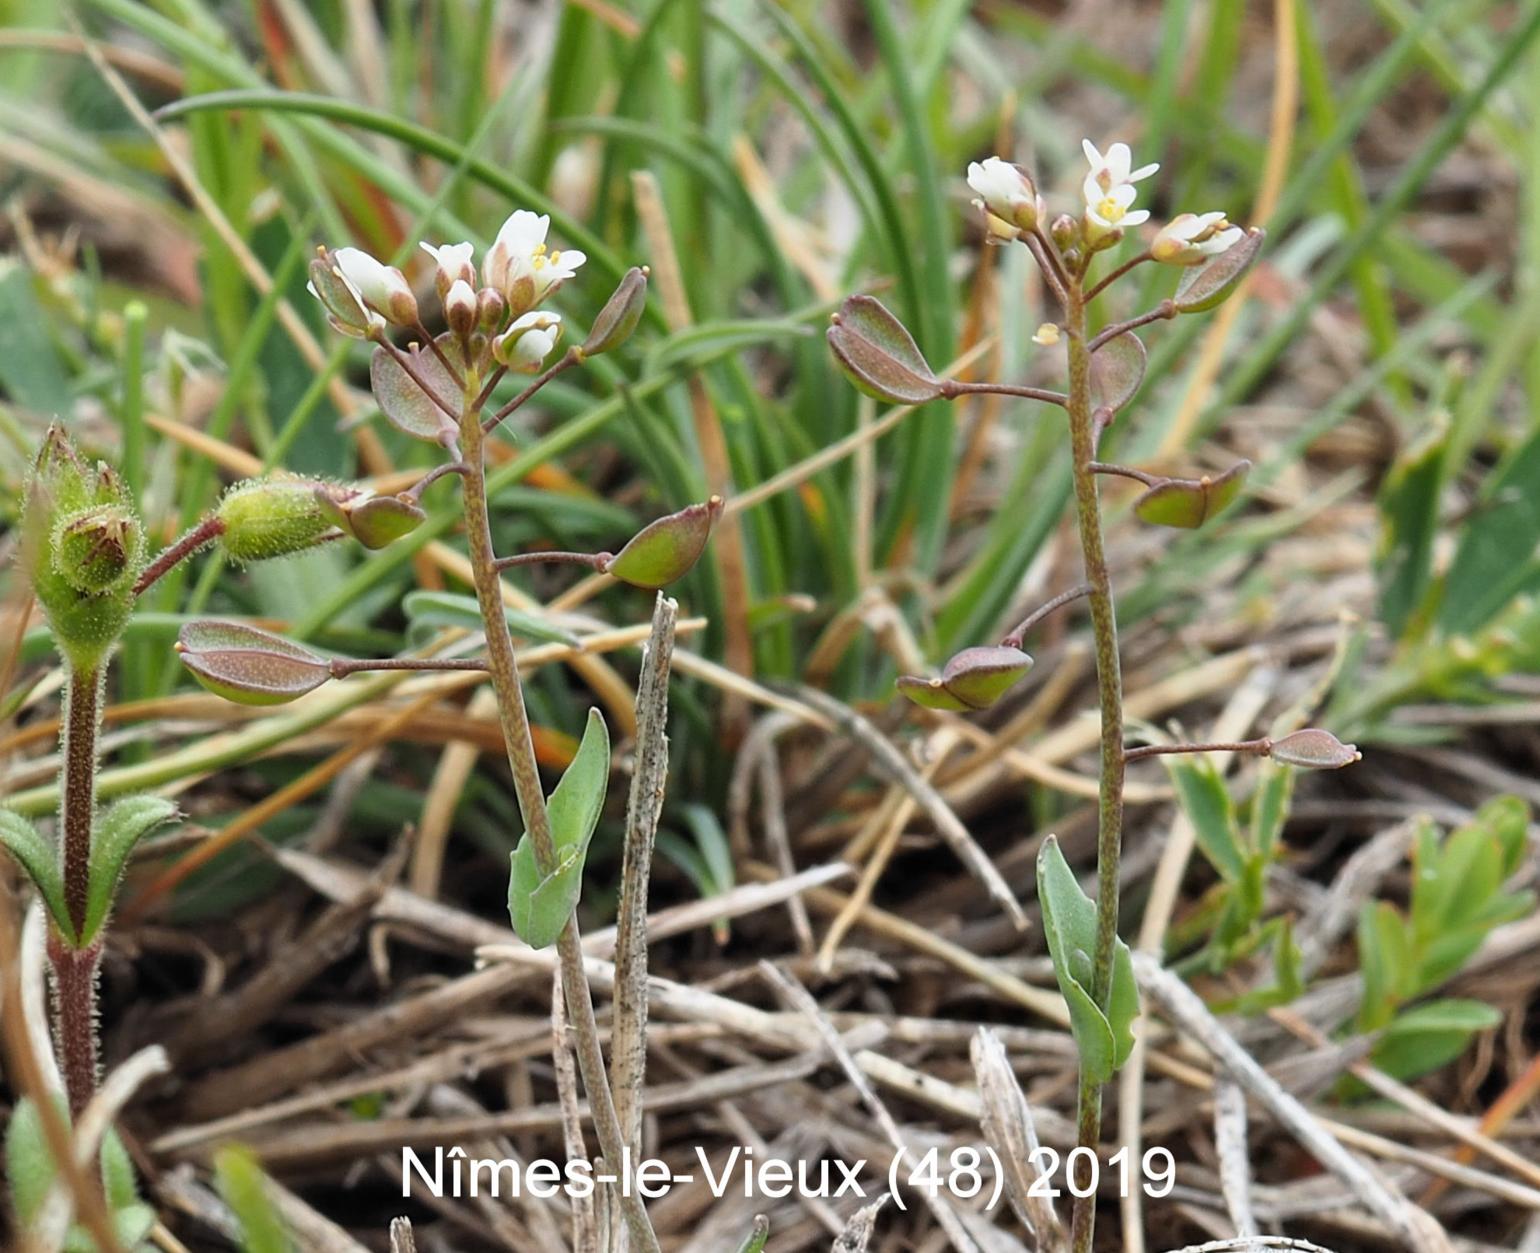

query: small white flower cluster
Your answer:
[307,209,586,373]
[965,140,1242,265]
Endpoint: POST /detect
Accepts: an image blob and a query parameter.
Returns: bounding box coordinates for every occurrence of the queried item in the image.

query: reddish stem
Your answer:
[47,934,101,1119]
[134,515,225,596]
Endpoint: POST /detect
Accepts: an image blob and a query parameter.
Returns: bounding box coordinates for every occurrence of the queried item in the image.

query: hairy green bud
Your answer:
[215,477,341,563]
[21,426,144,668]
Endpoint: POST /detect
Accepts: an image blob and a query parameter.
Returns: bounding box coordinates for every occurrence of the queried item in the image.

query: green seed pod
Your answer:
[826,296,944,406]
[176,619,333,705]
[603,496,723,590]
[215,477,340,563]
[581,266,649,357]
[53,504,145,594]
[346,493,427,549]
[1269,728,1361,770]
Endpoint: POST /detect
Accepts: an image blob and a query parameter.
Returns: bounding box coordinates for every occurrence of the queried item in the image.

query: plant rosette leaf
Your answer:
[1133,460,1251,529]
[826,295,944,405]
[1037,835,1137,1085]
[0,810,71,940]
[81,795,179,946]
[370,333,464,445]
[508,709,610,948]
[176,620,333,706]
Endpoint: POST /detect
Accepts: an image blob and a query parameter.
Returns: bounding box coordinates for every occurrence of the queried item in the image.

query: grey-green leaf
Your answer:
[0,810,70,939]
[369,335,463,444]
[508,710,610,948]
[83,795,179,945]
[1037,835,1121,1084]
[1089,331,1146,414]
[403,590,579,646]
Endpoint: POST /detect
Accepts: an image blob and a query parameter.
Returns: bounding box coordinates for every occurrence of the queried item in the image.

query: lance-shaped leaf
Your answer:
[402,590,579,647]
[1269,728,1361,770]
[176,620,332,706]
[1037,835,1138,1085]
[1174,228,1265,313]
[81,795,178,946]
[582,266,648,356]
[826,295,944,405]
[603,496,723,590]
[508,709,610,948]
[1134,460,1251,529]
[1089,331,1146,414]
[369,334,464,444]
[0,810,70,940]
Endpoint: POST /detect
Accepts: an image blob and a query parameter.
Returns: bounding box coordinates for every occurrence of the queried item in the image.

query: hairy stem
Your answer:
[1001,582,1093,650]
[482,350,581,434]
[1065,276,1126,1253]
[134,514,225,596]
[1124,738,1271,762]
[491,550,612,574]
[57,664,104,1116]
[459,389,661,1253]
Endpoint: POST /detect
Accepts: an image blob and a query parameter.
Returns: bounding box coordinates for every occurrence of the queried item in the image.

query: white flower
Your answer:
[420,240,476,295]
[332,247,416,324]
[494,311,563,372]
[1151,212,1244,264]
[1081,139,1159,208]
[966,156,1042,233]
[1084,184,1150,242]
[483,210,586,312]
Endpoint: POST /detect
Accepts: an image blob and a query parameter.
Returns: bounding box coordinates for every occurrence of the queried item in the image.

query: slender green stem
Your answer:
[1065,277,1126,1253]
[458,386,662,1253]
[57,664,104,1116]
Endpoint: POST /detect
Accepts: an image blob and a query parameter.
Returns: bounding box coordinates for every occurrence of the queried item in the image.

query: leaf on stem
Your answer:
[603,497,723,590]
[82,795,179,946]
[0,810,71,940]
[897,644,1033,712]
[1133,459,1251,529]
[370,334,464,443]
[176,620,332,706]
[1037,835,1138,1085]
[508,709,610,948]
[826,295,944,405]
[1088,331,1146,414]
[1173,228,1265,314]
[1269,728,1361,770]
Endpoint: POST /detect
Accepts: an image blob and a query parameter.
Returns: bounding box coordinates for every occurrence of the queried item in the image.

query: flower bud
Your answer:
[581,266,648,357]
[215,477,341,563]
[1151,212,1243,265]
[419,240,476,298]
[493,311,563,373]
[1050,214,1079,251]
[176,620,333,706]
[308,249,379,338]
[1032,323,1060,347]
[477,287,507,330]
[20,426,144,666]
[603,496,723,589]
[444,279,478,337]
[53,505,144,594]
[965,157,1042,232]
[332,247,418,326]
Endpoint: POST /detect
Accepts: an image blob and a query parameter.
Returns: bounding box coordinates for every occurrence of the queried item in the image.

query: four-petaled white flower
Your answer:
[494,311,564,373]
[1081,139,1159,207]
[483,210,587,313]
[967,156,1043,235]
[1084,184,1150,241]
[332,247,417,324]
[1151,212,1243,264]
[420,241,476,295]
